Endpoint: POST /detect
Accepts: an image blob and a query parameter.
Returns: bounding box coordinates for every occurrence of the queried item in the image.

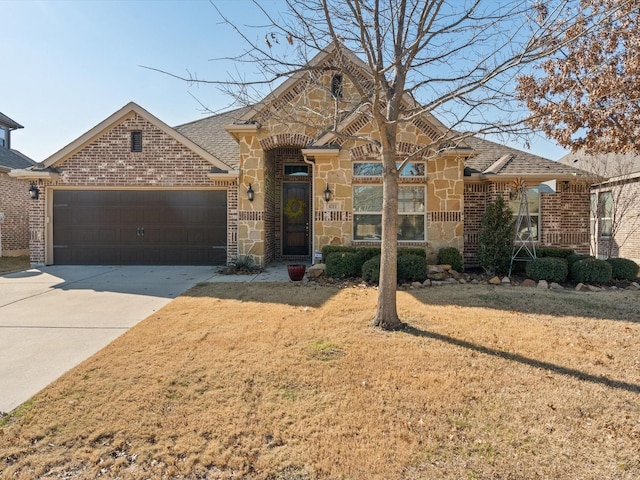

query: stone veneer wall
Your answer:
[0,172,31,256]
[463,179,590,267]
[29,113,237,265]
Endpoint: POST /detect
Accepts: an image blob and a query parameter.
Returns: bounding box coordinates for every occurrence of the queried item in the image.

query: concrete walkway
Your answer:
[0,263,300,413]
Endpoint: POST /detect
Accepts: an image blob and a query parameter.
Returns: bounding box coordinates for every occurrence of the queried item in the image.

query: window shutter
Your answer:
[131,131,142,152]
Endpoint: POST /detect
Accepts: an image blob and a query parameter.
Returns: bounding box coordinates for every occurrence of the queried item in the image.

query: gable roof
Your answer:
[234,44,451,146]
[0,148,35,172]
[464,136,588,179]
[174,107,251,169]
[0,112,23,130]
[40,102,236,173]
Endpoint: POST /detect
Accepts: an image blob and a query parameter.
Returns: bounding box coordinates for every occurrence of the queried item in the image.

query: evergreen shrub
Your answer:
[525,257,568,282]
[536,247,575,258]
[325,252,362,278]
[478,196,513,275]
[437,246,463,272]
[397,254,428,283]
[361,256,381,283]
[606,258,639,280]
[571,258,612,284]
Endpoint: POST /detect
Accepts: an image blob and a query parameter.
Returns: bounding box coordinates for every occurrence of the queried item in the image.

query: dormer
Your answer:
[0,112,24,149]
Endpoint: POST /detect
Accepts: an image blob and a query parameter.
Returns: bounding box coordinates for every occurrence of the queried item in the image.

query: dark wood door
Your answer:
[282,183,310,256]
[53,190,227,265]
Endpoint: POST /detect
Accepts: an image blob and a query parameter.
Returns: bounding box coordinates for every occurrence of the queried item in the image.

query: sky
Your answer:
[3,0,570,163]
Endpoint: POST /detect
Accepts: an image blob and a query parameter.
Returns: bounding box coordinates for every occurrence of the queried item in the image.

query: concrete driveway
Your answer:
[0,265,222,413]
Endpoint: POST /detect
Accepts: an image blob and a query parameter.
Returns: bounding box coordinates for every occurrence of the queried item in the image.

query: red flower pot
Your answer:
[287,264,306,281]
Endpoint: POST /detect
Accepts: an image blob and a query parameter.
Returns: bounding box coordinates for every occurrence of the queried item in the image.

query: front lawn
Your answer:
[1,282,638,479]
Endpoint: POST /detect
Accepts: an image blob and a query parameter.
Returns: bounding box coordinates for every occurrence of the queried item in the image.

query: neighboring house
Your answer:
[559,151,640,264]
[11,46,590,268]
[0,113,35,257]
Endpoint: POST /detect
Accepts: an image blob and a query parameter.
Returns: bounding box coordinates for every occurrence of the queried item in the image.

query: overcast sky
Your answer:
[3,0,569,162]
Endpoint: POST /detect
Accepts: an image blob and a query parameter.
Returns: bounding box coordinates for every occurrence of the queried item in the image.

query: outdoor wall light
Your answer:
[29,182,40,200]
[247,183,255,202]
[324,183,332,202]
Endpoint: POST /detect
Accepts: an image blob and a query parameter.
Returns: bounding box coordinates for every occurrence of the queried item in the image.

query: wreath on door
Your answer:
[284,196,307,220]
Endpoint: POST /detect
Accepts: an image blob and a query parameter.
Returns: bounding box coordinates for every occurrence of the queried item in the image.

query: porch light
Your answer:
[29,182,40,200]
[324,183,332,202]
[247,183,254,202]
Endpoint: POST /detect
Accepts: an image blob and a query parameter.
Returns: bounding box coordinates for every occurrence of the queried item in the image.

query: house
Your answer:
[559,151,640,264]
[11,47,590,268]
[0,113,35,257]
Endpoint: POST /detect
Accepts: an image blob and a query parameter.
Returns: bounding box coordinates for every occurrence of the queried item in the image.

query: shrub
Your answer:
[567,253,592,267]
[325,252,362,278]
[362,256,381,283]
[478,196,513,275]
[525,257,568,283]
[322,245,355,263]
[571,258,613,284]
[399,247,427,258]
[606,258,639,280]
[437,246,463,272]
[536,247,575,258]
[397,254,428,283]
[357,247,382,262]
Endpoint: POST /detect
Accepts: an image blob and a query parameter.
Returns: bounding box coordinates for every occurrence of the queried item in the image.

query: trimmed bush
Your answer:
[567,253,592,267]
[362,256,381,283]
[526,257,568,283]
[399,247,427,258]
[437,246,463,272]
[536,247,575,259]
[322,245,356,263]
[397,254,428,283]
[606,258,639,280]
[571,258,612,284]
[325,252,362,278]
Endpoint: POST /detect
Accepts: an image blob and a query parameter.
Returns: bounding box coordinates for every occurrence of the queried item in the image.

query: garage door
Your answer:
[53,190,227,265]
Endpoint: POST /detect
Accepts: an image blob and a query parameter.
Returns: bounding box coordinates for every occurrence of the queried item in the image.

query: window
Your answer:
[331,73,343,98]
[0,128,6,148]
[353,185,425,241]
[352,161,426,177]
[284,164,309,176]
[598,191,613,237]
[509,187,540,241]
[131,131,142,152]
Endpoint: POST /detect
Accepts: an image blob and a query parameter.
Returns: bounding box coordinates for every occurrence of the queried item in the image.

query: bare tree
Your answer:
[158,0,611,330]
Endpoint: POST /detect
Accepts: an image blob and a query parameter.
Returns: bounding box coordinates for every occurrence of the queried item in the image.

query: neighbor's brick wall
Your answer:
[592,178,640,264]
[463,180,590,267]
[29,113,237,265]
[0,173,30,255]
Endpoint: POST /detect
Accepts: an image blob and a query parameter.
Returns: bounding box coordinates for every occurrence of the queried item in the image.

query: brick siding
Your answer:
[463,180,590,267]
[29,113,237,265]
[0,173,31,255]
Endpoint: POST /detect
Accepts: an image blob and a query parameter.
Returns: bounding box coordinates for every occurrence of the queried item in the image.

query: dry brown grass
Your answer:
[1,282,639,479]
[0,256,29,274]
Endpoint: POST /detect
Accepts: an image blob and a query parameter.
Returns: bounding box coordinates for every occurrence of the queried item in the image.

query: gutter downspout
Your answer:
[302,154,316,264]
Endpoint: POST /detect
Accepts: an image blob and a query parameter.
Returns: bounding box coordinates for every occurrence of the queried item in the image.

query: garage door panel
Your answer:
[53,190,227,265]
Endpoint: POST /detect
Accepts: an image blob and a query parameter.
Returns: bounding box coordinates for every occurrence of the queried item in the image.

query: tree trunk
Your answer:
[373,150,403,330]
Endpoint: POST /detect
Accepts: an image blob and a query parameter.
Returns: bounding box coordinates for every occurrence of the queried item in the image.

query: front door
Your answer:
[282,183,310,256]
